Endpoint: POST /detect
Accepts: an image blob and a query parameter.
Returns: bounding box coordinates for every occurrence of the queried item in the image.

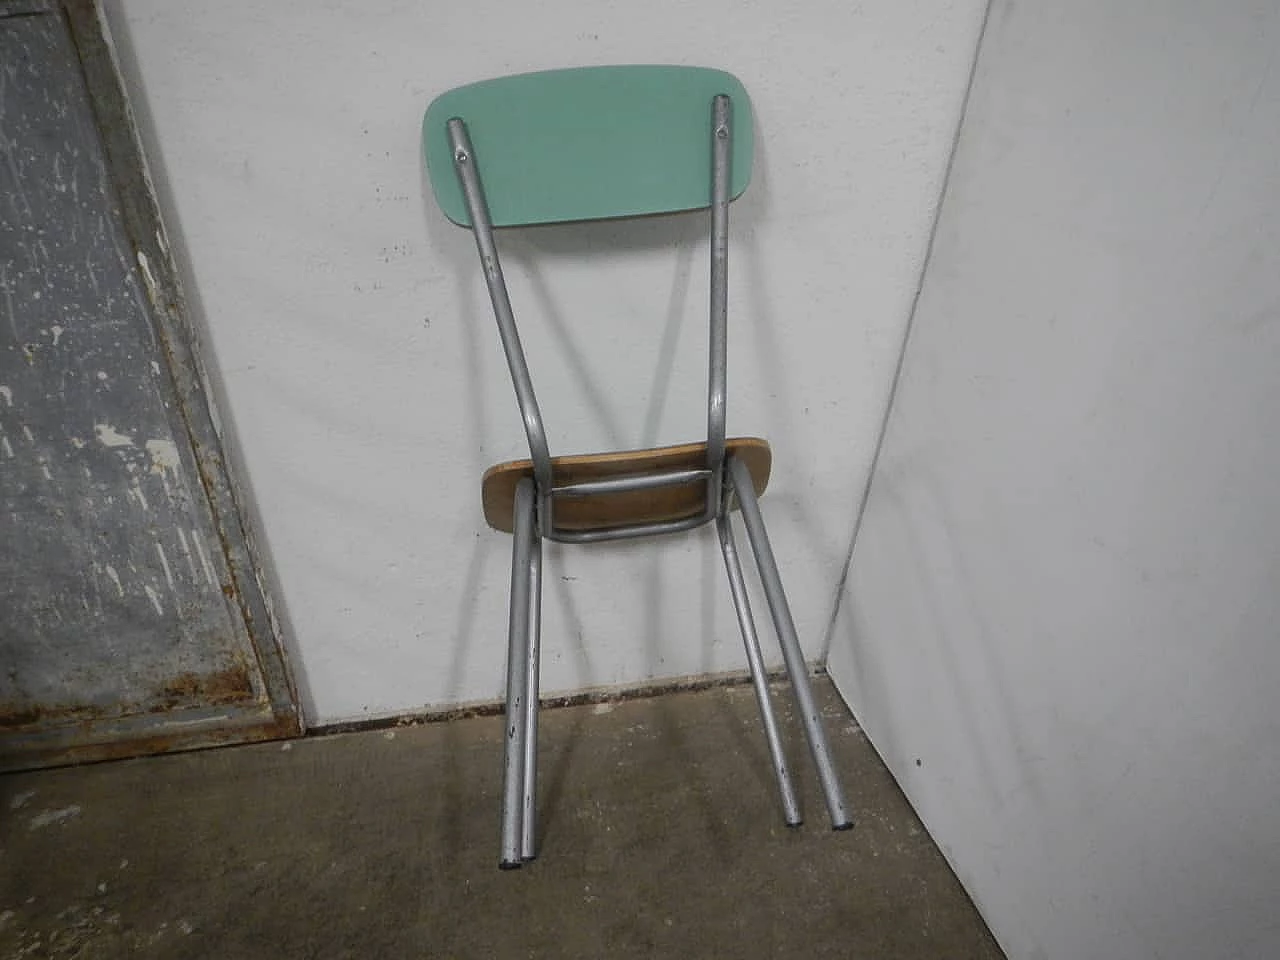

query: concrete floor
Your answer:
[1,679,1002,959]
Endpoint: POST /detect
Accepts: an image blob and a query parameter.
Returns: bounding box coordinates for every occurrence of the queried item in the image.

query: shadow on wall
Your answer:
[506,215,700,451]
[417,139,733,814]
[421,196,719,698]
[420,108,851,707]
[508,216,722,687]
[837,457,1047,812]
[739,138,856,647]
[110,13,849,724]
[421,185,784,853]
[418,96,745,698]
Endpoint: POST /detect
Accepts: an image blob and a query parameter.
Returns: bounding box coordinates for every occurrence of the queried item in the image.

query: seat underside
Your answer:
[480,437,772,534]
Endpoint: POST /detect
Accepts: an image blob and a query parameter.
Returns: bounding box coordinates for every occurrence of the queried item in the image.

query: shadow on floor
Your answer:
[0,679,1002,959]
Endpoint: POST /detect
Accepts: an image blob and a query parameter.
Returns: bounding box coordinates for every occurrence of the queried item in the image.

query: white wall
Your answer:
[102,0,986,725]
[829,1,1280,957]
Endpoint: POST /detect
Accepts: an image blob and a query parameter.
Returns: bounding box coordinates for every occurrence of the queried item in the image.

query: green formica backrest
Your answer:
[424,65,753,227]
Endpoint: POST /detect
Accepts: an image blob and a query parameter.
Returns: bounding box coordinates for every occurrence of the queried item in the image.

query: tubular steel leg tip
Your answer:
[785,819,804,829]
[832,820,854,832]
[521,853,538,863]
[499,860,523,871]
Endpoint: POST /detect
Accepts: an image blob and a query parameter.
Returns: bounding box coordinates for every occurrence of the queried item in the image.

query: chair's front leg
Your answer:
[519,522,543,862]
[717,510,802,826]
[727,456,854,830]
[500,478,537,868]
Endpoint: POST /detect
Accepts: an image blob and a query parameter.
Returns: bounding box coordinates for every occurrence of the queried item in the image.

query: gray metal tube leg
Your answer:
[727,457,853,830]
[501,478,536,868]
[717,513,802,826]
[520,527,542,861]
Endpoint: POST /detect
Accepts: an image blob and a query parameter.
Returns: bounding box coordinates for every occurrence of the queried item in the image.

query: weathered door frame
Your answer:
[2,0,301,769]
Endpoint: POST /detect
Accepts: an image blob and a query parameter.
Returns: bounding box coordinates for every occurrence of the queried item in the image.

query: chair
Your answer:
[423,65,851,868]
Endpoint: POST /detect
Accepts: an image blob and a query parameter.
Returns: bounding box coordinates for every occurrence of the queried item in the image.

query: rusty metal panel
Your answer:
[0,1,299,768]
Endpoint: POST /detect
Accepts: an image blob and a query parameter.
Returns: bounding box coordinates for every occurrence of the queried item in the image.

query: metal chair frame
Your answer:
[444,93,851,869]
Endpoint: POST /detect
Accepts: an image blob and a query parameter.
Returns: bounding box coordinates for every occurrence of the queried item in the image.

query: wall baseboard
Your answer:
[308,663,827,738]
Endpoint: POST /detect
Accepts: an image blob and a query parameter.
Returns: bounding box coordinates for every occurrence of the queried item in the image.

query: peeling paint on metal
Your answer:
[92,423,134,448]
[155,542,174,590]
[143,585,163,616]
[175,527,198,579]
[144,437,179,471]
[102,565,124,598]
[0,7,272,748]
[190,528,218,588]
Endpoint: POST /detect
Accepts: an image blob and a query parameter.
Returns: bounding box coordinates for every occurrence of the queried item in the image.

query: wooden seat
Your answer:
[481,437,771,533]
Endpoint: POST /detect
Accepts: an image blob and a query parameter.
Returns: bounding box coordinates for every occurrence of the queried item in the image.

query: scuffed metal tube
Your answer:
[549,511,711,545]
[448,118,554,528]
[520,529,542,861]
[728,457,853,830]
[718,512,802,826]
[706,94,731,511]
[500,478,536,868]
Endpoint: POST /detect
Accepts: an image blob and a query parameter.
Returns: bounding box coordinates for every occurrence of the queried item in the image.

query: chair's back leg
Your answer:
[501,478,538,868]
[706,94,731,513]
[448,118,555,531]
[520,526,543,861]
[727,457,854,830]
[717,512,803,826]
